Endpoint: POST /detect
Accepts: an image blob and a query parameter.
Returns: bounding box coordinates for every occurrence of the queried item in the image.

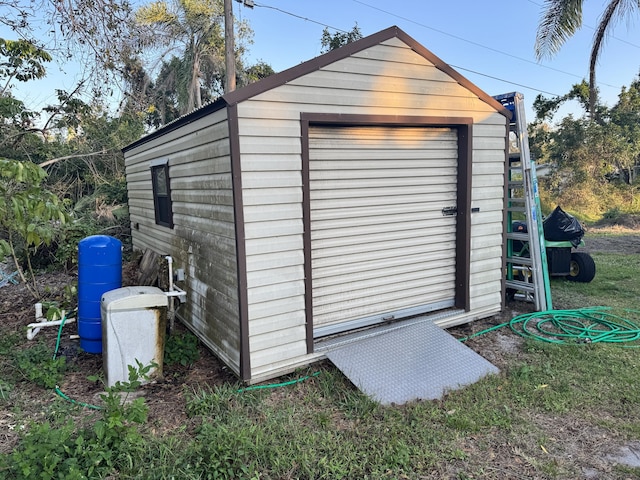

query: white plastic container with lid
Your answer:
[101,286,168,388]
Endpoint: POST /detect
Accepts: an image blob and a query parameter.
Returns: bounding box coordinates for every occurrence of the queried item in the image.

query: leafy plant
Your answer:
[2,362,154,479]
[0,158,71,298]
[13,343,67,389]
[164,331,200,366]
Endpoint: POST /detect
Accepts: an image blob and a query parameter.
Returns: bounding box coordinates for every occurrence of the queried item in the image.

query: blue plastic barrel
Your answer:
[77,235,122,353]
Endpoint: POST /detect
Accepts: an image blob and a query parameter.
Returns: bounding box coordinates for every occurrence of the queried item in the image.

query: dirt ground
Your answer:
[1,228,639,477]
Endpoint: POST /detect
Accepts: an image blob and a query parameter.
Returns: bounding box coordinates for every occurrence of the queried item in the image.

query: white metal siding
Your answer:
[124,109,243,375]
[238,38,507,379]
[309,126,458,333]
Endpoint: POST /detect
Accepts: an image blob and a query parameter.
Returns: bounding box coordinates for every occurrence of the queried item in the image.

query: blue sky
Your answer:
[3,0,640,123]
[239,0,640,121]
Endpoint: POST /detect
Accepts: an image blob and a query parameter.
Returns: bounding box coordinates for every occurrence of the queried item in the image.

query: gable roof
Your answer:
[124,25,510,152]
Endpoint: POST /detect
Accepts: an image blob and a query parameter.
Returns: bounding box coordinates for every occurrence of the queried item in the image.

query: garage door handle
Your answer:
[442,206,457,216]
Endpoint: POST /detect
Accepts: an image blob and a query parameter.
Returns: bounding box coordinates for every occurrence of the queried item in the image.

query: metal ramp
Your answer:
[317,319,499,405]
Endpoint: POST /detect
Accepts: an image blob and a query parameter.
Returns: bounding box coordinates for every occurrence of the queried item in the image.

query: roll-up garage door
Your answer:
[309,125,459,337]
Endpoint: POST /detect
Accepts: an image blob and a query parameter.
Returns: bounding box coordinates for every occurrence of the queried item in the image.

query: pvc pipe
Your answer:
[165,255,174,292]
[27,318,75,340]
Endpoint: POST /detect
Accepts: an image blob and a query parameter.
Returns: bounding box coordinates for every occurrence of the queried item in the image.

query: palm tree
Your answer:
[135,0,251,114]
[535,0,640,118]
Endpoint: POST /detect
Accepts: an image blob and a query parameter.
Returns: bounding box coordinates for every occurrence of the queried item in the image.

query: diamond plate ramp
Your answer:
[322,320,498,405]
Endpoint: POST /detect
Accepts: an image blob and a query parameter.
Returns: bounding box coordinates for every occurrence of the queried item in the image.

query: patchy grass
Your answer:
[2,247,640,478]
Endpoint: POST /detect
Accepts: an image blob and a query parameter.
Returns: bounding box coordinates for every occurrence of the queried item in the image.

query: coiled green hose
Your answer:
[460,307,640,345]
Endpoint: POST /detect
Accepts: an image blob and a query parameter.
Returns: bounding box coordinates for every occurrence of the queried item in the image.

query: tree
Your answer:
[0,159,70,298]
[135,0,253,114]
[535,0,640,118]
[320,24,363,53]
[531,78,640,216]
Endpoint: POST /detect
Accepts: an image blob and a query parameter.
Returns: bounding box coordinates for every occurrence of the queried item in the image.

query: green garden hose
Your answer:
[52,314,103,410]
[51,314,319,409]
[460,307,640,345]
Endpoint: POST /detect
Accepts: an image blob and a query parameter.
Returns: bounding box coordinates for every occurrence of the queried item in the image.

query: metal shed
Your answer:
[123,26,510,384]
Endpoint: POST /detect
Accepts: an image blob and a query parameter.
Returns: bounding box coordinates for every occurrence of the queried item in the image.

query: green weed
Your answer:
[163,331,200,366]
[13,342,67,388]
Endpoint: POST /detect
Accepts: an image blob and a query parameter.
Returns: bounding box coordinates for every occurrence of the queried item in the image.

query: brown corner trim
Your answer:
[229,104,251,381]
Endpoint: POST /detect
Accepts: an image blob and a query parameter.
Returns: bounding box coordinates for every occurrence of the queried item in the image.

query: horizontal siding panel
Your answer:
[248,295,306,321]
[311,157,457,171]
[310,167,457,181]
[248,280,305,305]
[239,99,503,124]
[470,269,503,286]
[254,84,495,113]
[474,137,507,150]
[314,239,455,269]
[170,155,231,177]
[311,191,456,210]
[473,162,505,175]
[470,292,503,310]
[470,257,503,274]
[243,187,302,206]
[311,216,456,240]
[241,154,301,172]
[170,173,232,190]
[249,325,307,353]
[310,182,455,200]
[239,135,301,155]
[125,113,227,159]
[472,186,505,201]
[314,264,456,298]
[250,341,308,371]
[249,310,306,337]
[237,117,301,137]
[244,219,303,239]
[241,171,301,189]
[311,201,457,224]
[473,149,507,163]
[473,123,508,137]
[246,250,305,273]
[314,228,456,253]
[126,130,229,169]
[470,280,502,298]
[470,245,503,262]
[315,289,454,325]
[291,66,459,94]
[247,265,304,289]
[244,235,303,256]
[314,253,455,280]
[172,190,234,206]
[314,271,455,311]
[243,204,301,223]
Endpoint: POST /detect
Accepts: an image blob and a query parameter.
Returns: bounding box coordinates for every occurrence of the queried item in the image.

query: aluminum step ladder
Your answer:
[493,92,552,311]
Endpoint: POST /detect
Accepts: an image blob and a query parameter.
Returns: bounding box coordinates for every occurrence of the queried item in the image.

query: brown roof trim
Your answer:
[123,25,511,153]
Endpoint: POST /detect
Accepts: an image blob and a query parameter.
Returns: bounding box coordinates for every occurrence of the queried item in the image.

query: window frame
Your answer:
[150,161,174,228]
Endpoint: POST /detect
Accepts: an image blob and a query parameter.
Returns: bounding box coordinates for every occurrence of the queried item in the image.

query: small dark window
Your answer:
[151,163,173,228]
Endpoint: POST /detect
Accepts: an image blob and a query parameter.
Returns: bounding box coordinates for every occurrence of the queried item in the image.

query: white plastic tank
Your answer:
[101,286,168,388]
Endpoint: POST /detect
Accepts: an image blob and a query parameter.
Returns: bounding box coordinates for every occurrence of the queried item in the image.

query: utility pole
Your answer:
[224,0,236,93]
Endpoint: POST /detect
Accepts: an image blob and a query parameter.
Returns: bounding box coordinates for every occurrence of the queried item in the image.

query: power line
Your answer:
[350,0,620,90]
[251,0,620,97]
[451,64,562,97]
[253,2,350,34]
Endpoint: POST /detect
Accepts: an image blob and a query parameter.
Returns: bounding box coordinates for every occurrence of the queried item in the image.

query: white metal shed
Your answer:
[123,26,510,383]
